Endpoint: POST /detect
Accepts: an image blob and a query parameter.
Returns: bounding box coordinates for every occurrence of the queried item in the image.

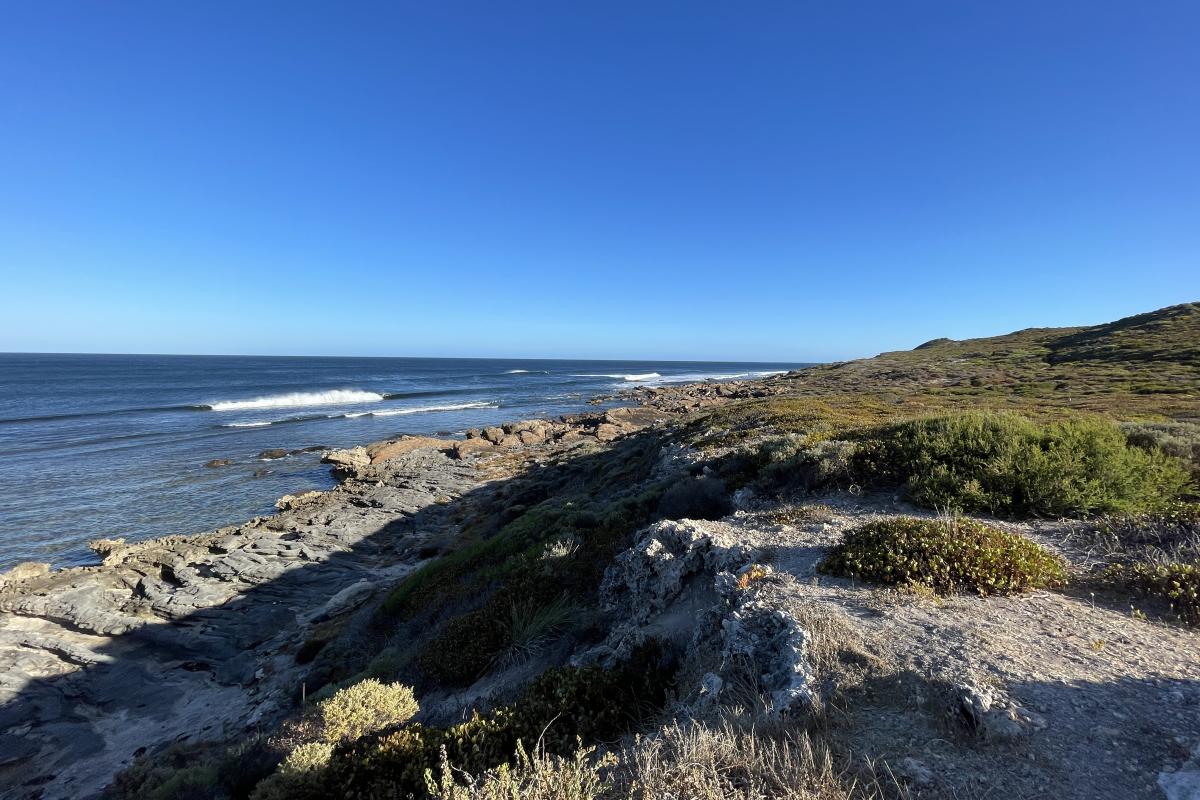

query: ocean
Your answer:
[0,353,808,569]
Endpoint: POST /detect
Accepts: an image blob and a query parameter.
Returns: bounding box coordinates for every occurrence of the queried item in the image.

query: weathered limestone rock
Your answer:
[275,490,324,511]
[594,423,622,442]
[311,579,376,622]
[600,520,758,623]
[321,446,370,470]
[366,436,458,464]
[0,562,50,585]
[953,681,1047,741]
[450,438,495,459]
[719,600,814,714]
[0,447,481,800]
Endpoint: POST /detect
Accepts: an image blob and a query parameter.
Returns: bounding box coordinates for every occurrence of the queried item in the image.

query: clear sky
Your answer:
[0,2,1197,361]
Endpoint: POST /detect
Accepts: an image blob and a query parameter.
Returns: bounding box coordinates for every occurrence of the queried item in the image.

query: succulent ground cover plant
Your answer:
[819,517,1068,595]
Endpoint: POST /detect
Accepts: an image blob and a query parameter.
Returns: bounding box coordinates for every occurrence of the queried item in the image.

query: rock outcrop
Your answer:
[0,403,677,799]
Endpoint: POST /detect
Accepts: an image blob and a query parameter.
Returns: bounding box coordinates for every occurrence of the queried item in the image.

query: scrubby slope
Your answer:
[769,301,1200,419]
[12,303,1197,800]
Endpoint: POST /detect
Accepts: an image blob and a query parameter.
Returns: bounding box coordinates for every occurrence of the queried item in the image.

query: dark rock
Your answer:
[257,449,289,460]
[205,459,233,468]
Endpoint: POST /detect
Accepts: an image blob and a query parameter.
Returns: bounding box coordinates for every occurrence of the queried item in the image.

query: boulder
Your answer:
[482,426,507,444]
[311,579,376,622]
[275,491,324,511]
[518,429,545,446]
[88,538,128,565]
[322,446,370,470]
[257,449,289,460]
[0,561,51,584]
[601,519,758,623]
[720,601,814,714]
[366,436,457,464]
[450,438,494,459]
[204,459,233,468]
[594,423,622,442]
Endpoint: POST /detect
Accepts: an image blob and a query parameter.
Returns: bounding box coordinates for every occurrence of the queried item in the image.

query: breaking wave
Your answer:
[201,389,385,412]
[571,372,662,381]
[343,401,497,418]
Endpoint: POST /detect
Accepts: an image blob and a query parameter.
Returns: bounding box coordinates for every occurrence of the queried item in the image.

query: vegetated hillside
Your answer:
[778,302,1200,419]
[36,303,1198,800]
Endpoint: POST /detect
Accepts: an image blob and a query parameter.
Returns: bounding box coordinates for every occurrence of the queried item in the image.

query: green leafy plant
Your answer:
[819,516,1068,595]
[326,643,671,798]
[1102,560,1200,625]
[850,412,1189,516]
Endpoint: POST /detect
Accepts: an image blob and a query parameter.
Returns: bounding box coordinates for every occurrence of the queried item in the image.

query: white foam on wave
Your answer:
[344,401,497,418]
[572,372,662,381]
[505,369,530,374]
[643,369,789,385]
[204,389,384,412]
[221,421,273,428]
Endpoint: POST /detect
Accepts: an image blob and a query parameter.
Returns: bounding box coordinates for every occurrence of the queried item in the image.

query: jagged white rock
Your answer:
[600,519,759,623]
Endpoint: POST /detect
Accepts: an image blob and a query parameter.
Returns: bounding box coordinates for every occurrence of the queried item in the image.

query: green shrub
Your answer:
[850,412,1190,516]
[1123,420,1200,475]
[107,739,275,800]
[328,643,671,798]
[250,742,333,800]
[1103,560,1200,625]
[657,476,732,521]
[418,606,512,685]
[819,517,1068,595]
[319,679,419,743]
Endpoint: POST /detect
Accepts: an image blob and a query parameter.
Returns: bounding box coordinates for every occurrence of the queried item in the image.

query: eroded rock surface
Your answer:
[0,447,476,800]
[0,407,671,800]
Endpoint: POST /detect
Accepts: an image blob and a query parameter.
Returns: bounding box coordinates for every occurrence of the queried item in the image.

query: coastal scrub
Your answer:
[819,517,1068,595]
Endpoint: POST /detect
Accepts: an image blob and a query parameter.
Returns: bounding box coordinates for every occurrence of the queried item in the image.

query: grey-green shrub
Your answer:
[850,412,1189,516]
[319,679,419,743]
[819,516,1068,595]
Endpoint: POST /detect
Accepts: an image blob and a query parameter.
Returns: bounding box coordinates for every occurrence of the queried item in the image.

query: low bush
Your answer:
[1103,560,1200,625]
[319,679,419,743]
[106,739,276,800]
[418,608,511,686]
[1123,420,1200,472]
[327,643,672,798]
[423,714,896,800]
[1073,501,1200,564]
[819,517,1068,595]
[250,742,333,800]
[657,476,732,521]
[849,412,1190,517]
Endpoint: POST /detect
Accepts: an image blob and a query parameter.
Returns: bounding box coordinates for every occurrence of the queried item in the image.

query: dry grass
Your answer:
[427,716,902,800]
[427,740,611,800]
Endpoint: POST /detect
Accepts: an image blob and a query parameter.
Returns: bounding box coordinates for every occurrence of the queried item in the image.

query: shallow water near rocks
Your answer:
[0,353,805,568]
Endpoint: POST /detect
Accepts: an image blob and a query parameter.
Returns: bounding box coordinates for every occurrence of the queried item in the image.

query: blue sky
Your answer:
[1,2,1197,361]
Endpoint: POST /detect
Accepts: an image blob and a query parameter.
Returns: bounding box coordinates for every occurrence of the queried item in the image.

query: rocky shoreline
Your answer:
[0,397,685,800]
